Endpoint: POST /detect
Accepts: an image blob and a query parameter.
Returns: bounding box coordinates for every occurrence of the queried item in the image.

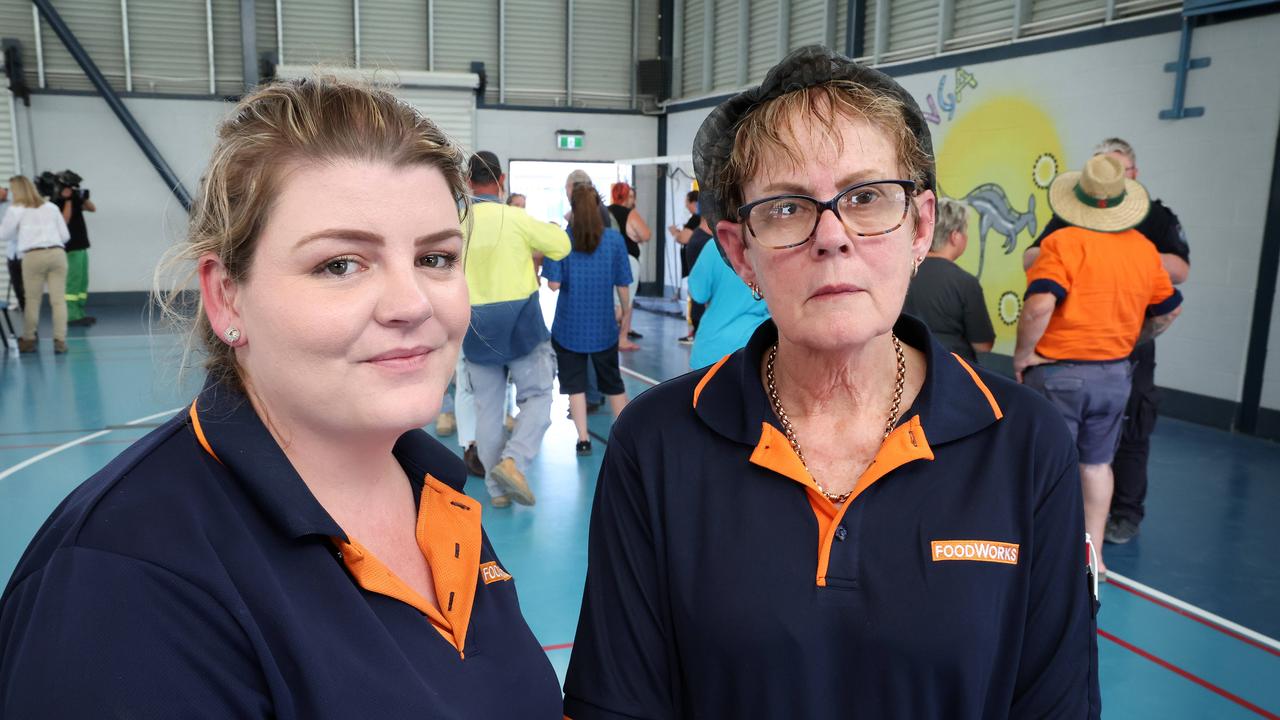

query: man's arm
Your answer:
[971,341,994,354]
[1014,292,1057,382]
[1022,246,1041,272]
[1161,254,1189,285]
[1138,304,1182,345]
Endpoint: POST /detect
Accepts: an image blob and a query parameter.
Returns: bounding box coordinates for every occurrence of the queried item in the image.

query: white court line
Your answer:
[0,407,183,483]
[620,366,663,387]
[1108,571,1280,654]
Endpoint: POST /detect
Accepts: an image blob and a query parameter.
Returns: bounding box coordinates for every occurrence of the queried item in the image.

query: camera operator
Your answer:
[55,170,96,326]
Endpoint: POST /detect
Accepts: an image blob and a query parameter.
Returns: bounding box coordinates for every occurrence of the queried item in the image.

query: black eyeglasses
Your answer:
[736,179,918,250]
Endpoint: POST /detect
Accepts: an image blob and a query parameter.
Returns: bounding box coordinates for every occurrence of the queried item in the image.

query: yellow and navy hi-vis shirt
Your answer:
[463,196,571,365]
[0,376,561,719]
[564,315,1101,720]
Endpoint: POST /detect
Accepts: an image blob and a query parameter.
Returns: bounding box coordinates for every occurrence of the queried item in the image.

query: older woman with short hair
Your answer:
[564,46,1099,720]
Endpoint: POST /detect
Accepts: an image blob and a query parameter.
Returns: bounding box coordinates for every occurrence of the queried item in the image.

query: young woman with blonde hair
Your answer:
[0,78,561,718]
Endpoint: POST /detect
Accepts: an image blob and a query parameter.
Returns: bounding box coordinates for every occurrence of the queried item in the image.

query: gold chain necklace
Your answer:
[766,334,906,504]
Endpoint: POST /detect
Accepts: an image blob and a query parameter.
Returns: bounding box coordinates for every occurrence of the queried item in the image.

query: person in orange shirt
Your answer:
[1016,154,1183,576]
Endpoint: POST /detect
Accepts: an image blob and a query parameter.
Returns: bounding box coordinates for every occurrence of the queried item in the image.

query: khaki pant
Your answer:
[22,247,68,343]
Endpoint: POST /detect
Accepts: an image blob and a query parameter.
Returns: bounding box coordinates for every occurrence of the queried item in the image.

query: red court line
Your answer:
[542,642,573,652]
[1108,580,1280,659]
[1098,628,1280,719]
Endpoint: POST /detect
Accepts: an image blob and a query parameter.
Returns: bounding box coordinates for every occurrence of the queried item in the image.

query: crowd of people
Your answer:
[1,41,1201,718]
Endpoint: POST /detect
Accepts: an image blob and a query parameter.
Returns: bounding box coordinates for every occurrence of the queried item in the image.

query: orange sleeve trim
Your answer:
[951,354,1004,421]
[188,400,222,464]
[692,354,731,408]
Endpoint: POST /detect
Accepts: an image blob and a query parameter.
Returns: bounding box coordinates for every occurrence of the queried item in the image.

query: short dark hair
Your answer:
[686,189,699,204]
[469,150,502,185]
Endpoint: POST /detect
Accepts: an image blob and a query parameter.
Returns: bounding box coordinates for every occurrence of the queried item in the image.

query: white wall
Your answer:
[1261,260,1280,412]
[14,94,227,293]
[11,97,659,293]
[665,14,1280,406]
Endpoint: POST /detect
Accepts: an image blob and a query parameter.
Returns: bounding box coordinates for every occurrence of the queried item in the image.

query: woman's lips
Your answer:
[365,346,432,370]
[810,284,864,299]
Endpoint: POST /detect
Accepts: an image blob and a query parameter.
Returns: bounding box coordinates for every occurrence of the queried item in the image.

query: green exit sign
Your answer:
[557,130,585,150]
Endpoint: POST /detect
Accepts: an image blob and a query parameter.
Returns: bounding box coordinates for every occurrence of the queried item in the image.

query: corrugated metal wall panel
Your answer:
[951,0,1014,48]
[747,0,777,79]
[0,3,41,90]
[1115,0,1180,19]
[0,91,18,178]
[506,0,566,106]
[128,0,208,94]
[39,0,127,92]
[788,0,825,51]
[862,0,878,59]
[681,0,704,96]
[1028,0,1105,33]
[396,85,475,152]
[433,1,498,103]
[211,0,245,94]
[572,0,633,108]
[360,0,429,72]
[638,0,660,60]
[256,0,278,65]
[835,0,849,53]
[281,0,354,66]
[711,0,737,90]
[886,0,934,58]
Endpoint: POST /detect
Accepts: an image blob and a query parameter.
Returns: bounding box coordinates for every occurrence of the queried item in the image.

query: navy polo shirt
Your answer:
[564,316,1100,719]
[0,377,561,719]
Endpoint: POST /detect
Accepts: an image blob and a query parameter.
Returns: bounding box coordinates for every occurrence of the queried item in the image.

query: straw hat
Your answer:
[1048,154,1150,232]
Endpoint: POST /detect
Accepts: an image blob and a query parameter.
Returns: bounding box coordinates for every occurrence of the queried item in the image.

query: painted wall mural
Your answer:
[918,68,1066,353]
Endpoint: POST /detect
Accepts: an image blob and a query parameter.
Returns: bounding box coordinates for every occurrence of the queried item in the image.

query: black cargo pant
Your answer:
[1110,340,1159,525]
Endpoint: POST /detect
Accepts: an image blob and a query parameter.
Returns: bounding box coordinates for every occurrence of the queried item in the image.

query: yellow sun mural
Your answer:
[934,96,1066,353]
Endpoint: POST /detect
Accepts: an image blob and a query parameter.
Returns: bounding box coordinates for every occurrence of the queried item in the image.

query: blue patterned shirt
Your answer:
[542,228,633,353]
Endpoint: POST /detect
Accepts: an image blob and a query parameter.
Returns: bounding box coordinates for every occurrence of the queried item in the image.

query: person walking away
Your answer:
[543,184,632,455]
[1023,137,1189,546]
[1016,154,1183,578]
[903,197,995,364]
[607,182,652,348]
[464,151,571,507]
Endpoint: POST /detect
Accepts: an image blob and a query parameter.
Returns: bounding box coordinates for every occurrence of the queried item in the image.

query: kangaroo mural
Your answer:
[951,183,1038,279]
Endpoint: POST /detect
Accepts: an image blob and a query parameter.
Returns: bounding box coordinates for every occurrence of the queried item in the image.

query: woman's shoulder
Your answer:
[5,409,225,592]
[610,365,717,445]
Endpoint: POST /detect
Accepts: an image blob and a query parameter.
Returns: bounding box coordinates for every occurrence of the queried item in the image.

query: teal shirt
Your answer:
[687,247,770,369]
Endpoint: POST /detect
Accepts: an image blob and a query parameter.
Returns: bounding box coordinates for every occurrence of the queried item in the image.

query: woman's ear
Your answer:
[198,252,244,346]
[911,190,937,260]
[716,220,758,288]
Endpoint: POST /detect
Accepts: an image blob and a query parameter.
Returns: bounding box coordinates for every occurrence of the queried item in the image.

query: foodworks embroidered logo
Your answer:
[481,561,513,584]
[931,540,1020,565]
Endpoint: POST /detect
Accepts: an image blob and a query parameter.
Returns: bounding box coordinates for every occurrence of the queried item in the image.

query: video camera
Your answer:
[36,169,89,201]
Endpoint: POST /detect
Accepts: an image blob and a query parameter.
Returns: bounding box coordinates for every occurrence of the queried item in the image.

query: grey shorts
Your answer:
[1025,360,1133,465]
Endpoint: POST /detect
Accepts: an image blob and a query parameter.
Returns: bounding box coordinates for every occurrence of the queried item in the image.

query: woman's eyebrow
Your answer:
[757,170,896,197]
[293,227,462,248]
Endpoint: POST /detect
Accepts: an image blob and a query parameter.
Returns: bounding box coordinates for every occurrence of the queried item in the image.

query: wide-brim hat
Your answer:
[1048,154,1149,232]
[691,45,935,240]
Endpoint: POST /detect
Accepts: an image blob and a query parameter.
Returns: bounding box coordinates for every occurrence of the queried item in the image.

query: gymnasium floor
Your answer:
[2,297,1278,718]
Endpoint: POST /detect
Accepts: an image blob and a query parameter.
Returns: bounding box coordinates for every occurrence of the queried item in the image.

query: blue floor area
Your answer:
[2,297,1279,717]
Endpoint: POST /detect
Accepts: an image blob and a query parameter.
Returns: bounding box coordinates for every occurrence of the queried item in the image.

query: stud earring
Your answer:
[749,282,764,301]
[223,326,241,344]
